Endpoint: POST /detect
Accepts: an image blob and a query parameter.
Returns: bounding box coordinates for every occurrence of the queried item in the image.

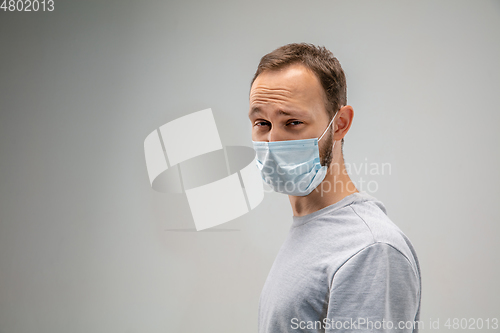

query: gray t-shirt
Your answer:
[258,191,421,333]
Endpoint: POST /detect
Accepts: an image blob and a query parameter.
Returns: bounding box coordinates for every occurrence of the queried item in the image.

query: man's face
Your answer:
[248,63,334,165]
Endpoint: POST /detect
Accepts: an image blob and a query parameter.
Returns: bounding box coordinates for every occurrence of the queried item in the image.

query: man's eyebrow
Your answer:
[277,109,302,116]
[249,106,262,117]
[249,106,308,118]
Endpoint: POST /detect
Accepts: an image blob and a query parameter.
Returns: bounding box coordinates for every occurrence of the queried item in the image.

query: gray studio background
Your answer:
[1,1,499,332]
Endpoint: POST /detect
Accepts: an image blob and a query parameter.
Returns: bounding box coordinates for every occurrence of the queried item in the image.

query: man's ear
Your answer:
[333,105,354,141]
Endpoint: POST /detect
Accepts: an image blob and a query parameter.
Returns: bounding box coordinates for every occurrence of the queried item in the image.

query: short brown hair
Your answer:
[250,43,347,147]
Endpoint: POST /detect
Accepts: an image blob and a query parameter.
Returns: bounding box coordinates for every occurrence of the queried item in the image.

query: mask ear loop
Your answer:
[318,114,336,142]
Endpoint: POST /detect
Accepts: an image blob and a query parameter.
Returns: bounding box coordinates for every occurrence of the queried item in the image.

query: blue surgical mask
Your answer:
[252,115,337,196]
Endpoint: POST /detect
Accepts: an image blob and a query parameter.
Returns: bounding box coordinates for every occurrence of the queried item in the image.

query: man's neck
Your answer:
[289,159,358,217]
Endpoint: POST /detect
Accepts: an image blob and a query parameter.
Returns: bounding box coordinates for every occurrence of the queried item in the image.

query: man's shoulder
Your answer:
[305,195,405,247]
[349,199,404,241]
[348,199,420,276]
[290,193,420,276]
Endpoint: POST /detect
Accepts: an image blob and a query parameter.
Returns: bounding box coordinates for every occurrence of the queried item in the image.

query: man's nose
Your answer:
[268,126,286,142]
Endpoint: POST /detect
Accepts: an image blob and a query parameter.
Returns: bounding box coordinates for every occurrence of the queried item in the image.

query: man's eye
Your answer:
[255,121,270,127]
[287,120,303,126]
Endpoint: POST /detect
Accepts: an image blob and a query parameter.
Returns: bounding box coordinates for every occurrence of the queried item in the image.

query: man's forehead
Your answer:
[249,64,326,115]
[251,64,318,92]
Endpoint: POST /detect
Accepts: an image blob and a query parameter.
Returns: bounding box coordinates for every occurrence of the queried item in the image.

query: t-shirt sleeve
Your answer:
[325,242,421,333]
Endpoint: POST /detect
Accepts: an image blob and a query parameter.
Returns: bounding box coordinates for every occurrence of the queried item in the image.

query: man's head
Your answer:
[248,43,351,167]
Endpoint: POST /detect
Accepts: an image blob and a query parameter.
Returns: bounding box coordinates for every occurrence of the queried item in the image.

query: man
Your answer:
[249,43,421,332]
